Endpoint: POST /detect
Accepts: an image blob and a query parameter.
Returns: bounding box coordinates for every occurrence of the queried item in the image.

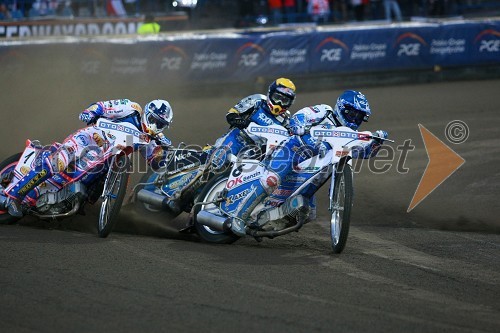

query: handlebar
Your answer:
[87,117,99,126]
[369,135,395,143]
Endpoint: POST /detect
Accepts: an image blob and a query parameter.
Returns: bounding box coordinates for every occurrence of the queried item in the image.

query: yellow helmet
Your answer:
[267,78,296,116]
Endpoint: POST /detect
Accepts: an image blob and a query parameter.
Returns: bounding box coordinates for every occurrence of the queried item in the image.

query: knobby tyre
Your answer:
[330,163,353,254]
[97,155,130,238]
[193,171,239,244]
[0,153,22,224]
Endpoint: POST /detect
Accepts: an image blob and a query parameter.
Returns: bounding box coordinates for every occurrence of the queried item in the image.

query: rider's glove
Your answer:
[360,130,388,158]
[316,141,330,158]
[290,124,308,136]
[79,111,97,124]
[289,114,309,136]
[156,133,172,148]
[227,113,249,129]
[80,103,104,124]
[210,147,228,170]
[233,117,249,129]
[372,130,388,144]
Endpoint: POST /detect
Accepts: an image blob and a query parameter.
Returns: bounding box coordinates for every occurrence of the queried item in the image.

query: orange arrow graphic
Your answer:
[407,124,465,212]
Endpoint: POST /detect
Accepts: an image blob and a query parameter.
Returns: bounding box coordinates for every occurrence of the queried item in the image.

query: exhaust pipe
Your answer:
[196,210,231,231]
[136,189,169,208]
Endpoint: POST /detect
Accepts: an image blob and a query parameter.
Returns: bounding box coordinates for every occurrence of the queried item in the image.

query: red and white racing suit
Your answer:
[6,99,169,202]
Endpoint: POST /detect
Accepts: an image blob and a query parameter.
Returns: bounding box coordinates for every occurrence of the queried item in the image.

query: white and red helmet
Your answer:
[142,99,173,136]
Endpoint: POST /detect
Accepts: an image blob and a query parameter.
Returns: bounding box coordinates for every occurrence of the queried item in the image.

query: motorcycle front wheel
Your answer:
[330,164,353,254]
[193,172,239,244]
[0,153,22,225]
[97,155,130,238]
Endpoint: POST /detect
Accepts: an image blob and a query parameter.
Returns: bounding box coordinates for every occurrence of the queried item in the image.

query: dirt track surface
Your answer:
[1,78,499,332]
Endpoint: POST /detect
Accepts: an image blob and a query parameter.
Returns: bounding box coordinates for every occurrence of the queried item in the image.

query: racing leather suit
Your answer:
[211,94,289,168]
[6,99,170,204]
[229,104,387,232]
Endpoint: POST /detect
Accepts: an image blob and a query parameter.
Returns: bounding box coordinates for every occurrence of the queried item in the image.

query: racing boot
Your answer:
[0,185,21,217]
[4,169,51,218]
[0,193,9,211]
[306,195,317,223]
[166,199,182,216]
[227,170,279,236]
[6,198,23,218]
[4,151,55,217]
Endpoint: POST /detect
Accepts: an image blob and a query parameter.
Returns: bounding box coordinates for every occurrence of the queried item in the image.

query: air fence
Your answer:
[1,19,499,87]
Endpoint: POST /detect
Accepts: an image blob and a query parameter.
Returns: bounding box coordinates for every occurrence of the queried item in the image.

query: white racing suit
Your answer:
[5,99,170,205]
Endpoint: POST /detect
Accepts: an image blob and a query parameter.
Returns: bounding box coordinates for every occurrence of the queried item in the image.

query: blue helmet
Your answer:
[333,90,371,130]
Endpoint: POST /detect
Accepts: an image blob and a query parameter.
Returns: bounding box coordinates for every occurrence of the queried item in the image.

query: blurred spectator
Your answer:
[2,0,24,19]
[107,0,126,16]
[137,13,159,33]
[268,0,283,24]
[383,0,402,21]
[4,0,498,26]
[29,0,57,17]
[308,0,330,23]
[71,0,97,17]
[0,3,12,19]
[56,0,74,16]
[283,0,296,22]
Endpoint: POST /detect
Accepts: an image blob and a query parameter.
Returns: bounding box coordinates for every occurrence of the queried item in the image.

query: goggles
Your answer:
[270,91,294,108]
[147,112,170,130]
[343,106,369,125]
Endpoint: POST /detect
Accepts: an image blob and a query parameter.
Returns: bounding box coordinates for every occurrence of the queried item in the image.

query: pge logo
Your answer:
[315,37,349,62]
[236,42,265,67]
[159,45,188,71]
[0,49,28,73]
[394,32,428,57]
[474,29,500,52]
[81,48,107,74]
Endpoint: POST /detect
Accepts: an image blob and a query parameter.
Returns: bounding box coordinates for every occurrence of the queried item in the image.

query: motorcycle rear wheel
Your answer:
[330,164,353,254]
[0,153,22,225]
[97,155,130,238]
[193,172,239,244]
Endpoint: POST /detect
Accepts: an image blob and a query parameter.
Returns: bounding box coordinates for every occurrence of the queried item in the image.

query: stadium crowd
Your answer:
[0,0,497,25]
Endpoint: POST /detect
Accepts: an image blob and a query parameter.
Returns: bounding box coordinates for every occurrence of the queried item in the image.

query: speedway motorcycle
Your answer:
[0,118,151,238]
[192,125,388,253]
[132,143,214,219]
[132,122,291,228]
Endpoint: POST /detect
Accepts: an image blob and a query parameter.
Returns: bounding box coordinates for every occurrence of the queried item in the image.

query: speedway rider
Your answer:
[228,90,389,233]
[210,77,296,168]
[2,99,173,217]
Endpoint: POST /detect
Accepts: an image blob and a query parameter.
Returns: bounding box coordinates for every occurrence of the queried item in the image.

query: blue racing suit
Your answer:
[229,104,388,231]
[211,94,289,167]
